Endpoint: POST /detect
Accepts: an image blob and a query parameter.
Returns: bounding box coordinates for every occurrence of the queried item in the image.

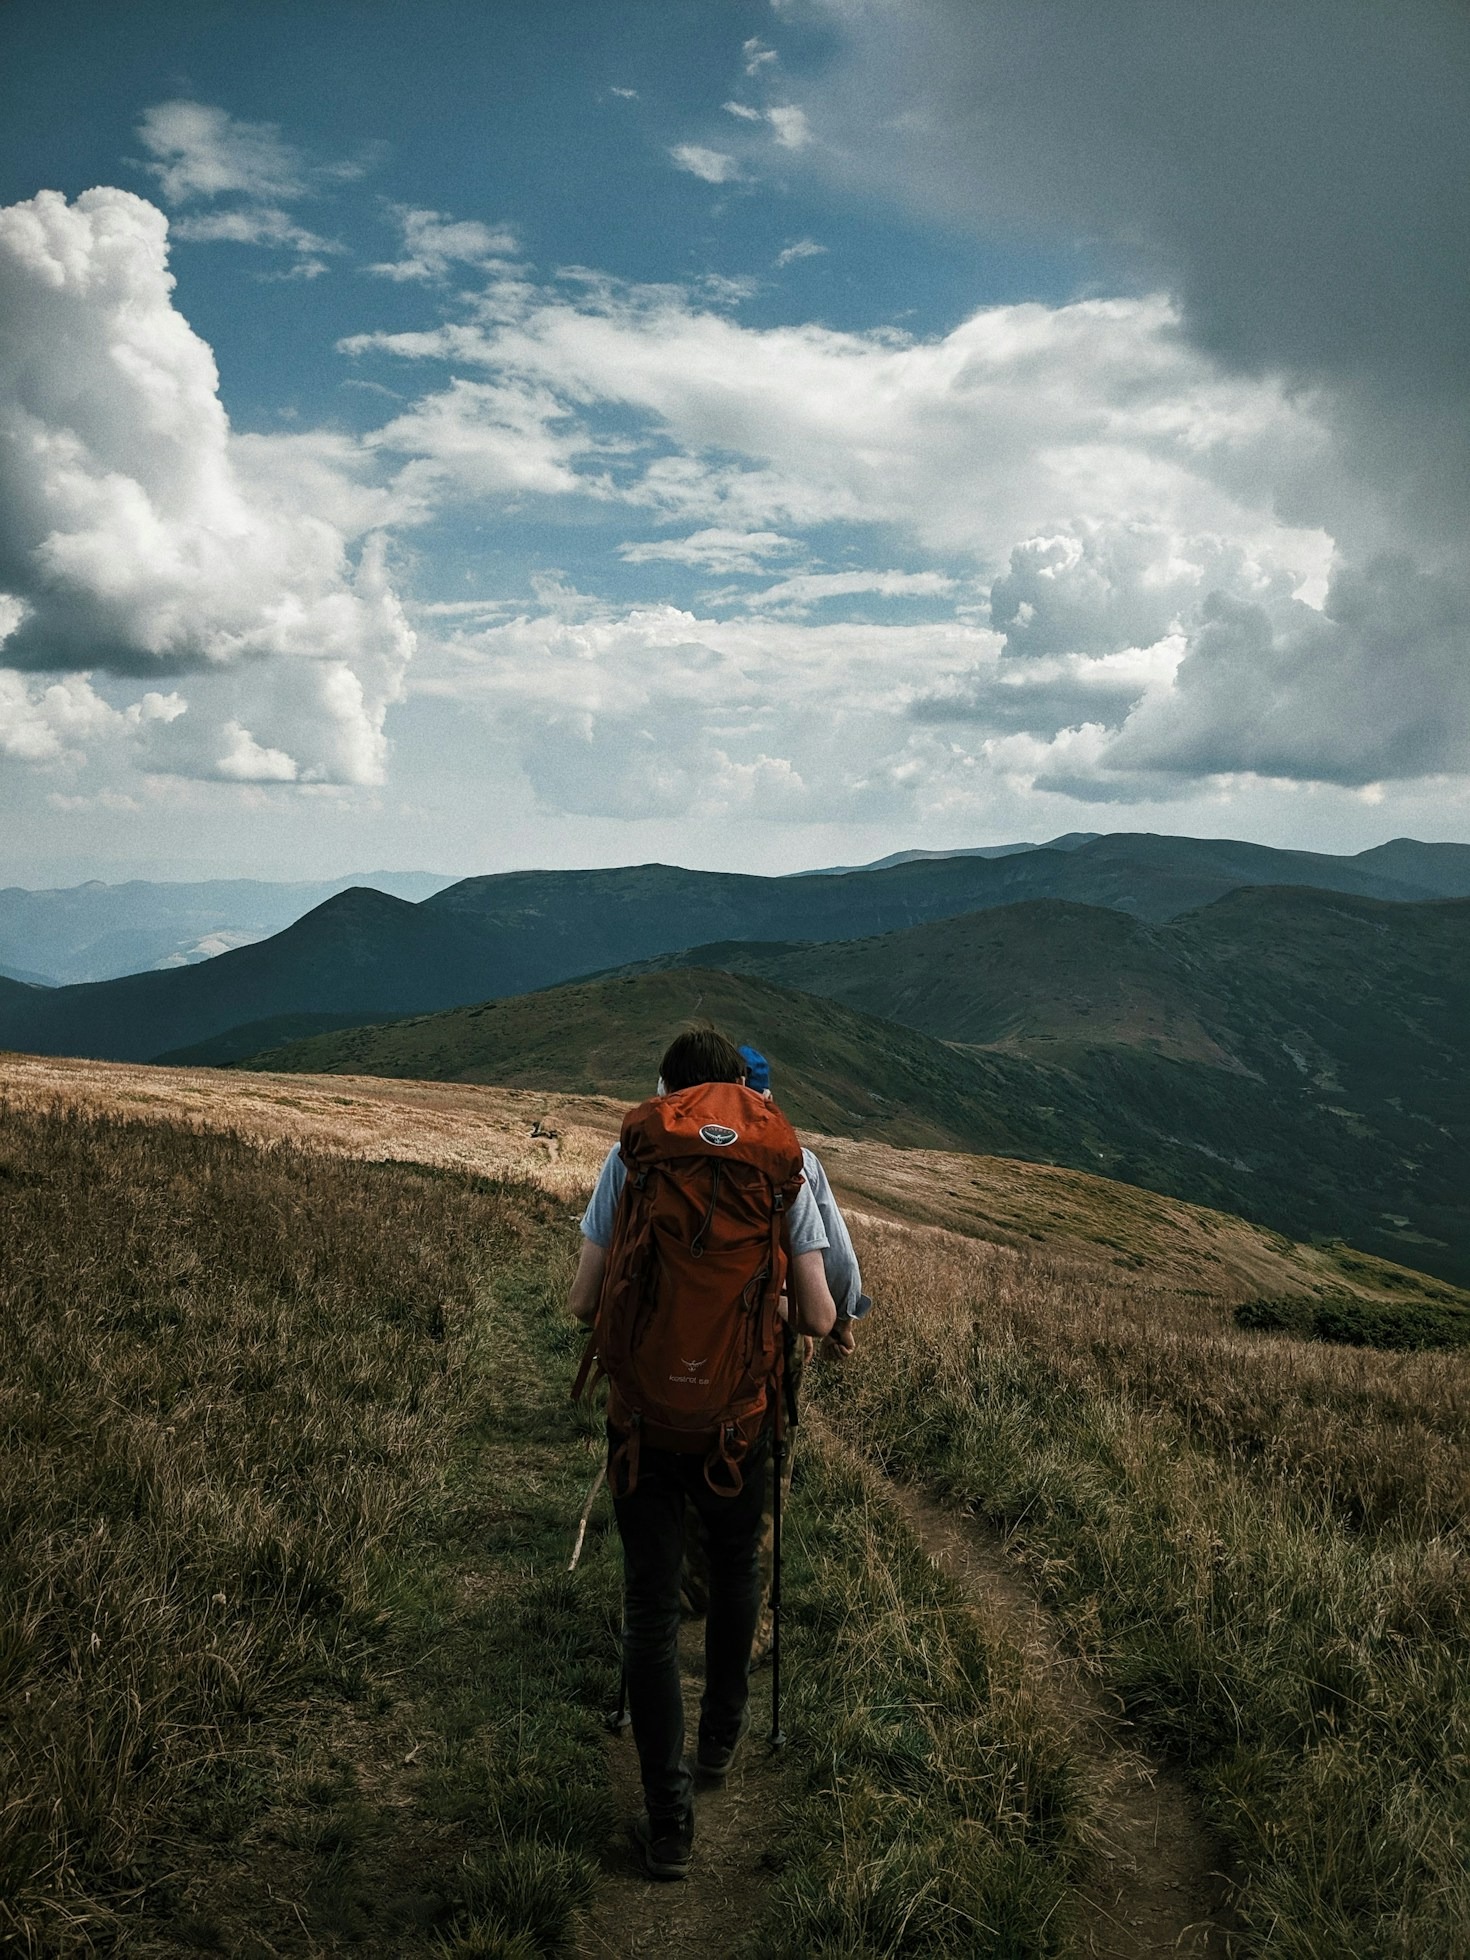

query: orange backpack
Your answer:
[573,1081,805,1497]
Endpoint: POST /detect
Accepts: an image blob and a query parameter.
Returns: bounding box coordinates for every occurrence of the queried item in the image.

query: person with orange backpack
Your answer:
[568,1027,837,1880]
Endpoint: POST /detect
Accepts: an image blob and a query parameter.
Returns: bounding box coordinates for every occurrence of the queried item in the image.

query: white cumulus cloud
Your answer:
[0,187,412,787]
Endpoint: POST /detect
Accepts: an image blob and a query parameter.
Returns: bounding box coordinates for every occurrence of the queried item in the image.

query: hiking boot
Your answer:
[696,1707,751,1781]
[631,1808,693,1881]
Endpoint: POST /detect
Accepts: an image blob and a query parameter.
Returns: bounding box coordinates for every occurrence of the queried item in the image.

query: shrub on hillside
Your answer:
[1235,1289,1470,1350]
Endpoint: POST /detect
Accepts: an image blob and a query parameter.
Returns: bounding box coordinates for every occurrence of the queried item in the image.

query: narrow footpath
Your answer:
[571,1430,1238,1958]
[573,1621,787,1960]
[890,1481,1239,1958]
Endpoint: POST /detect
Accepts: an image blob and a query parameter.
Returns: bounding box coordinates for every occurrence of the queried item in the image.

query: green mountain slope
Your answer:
[238,966,1097,1162]
[1354,837,1470,897]
[0,832,1456,1065]
[643,890,1470,1282]
[642,902,1234,1062]
[239,888,1470,1284]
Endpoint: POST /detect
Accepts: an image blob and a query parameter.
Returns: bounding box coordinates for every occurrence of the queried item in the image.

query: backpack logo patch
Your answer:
[699,1123,739,1146]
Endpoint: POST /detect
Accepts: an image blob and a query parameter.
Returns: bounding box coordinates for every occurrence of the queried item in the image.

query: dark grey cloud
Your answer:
[1103,557,1470,787]
[814,0,1469,559]
[810,0,1470,791]
[815,2,1468,432]
[910,664,1147,738]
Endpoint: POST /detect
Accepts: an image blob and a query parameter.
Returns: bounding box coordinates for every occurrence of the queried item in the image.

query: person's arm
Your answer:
[570,1146,624,1324]
[802,1150,867,1354]
[569,1238,607,1324]
[788,1246,837,1336]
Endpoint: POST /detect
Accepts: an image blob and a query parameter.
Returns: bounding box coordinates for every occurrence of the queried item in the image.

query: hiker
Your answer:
[738,1043,869,1352]
[681,1043,870,1654]
[569,1027,837,1881]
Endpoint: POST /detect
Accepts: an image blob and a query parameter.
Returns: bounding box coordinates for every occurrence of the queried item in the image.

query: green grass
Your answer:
[750,1424,1090,1957]
[826,1224,1470,1957]
[0,1104,619,1953]
[1,1103,1104,1956]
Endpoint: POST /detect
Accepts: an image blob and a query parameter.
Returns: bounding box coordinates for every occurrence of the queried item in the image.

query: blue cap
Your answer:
[738,1044,771,1094]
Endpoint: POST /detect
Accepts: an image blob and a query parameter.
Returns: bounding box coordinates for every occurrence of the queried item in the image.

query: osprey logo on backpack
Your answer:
[699,1123,739,1146]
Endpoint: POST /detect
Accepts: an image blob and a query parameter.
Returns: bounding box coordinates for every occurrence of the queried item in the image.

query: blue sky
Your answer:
[1,0,1466,884]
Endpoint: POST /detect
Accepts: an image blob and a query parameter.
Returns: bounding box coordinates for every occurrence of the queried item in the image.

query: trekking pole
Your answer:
[769,1426,786,1749]
[608,1654,630,1734]
[567,1465,605,1574]
[607,1609,631,1734]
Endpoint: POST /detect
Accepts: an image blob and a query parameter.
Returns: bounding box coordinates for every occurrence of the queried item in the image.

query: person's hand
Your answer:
[824,1318,856,1357]
[799,1335,815,1364]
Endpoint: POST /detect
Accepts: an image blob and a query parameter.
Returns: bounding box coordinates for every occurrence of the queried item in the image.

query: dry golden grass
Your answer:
[8,1050,1467,1955]
[817,1220,1470,1955]
[0,1098,627,1956]
[7,1052,1433,1310]
[807,1131,1456,1308]
[0,1052,622,1200]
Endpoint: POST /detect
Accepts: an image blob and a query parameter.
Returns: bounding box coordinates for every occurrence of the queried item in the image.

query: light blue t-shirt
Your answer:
[579,1143,866,1316]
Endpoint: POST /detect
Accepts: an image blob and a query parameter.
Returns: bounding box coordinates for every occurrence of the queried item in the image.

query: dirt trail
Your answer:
[574,1624,784,1959]
[890,1483,1239,1958]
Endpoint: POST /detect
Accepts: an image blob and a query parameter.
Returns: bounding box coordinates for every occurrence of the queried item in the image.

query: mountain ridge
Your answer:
[231,887,1470,1286]
[1,831,1467,1067]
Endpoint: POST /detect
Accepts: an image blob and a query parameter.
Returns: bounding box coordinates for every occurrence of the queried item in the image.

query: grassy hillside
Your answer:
[825,1220,1470,1957]
[5,1081,1467,1953]
[642,890,1470,1283]
[0,1101,1109,1955]
[232,890,1470,1285]
[236,965,1081,1161]
[646,901,1233,1061]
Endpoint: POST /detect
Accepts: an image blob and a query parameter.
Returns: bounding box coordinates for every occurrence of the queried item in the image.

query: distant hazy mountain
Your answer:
[0,831,1463,1069]
[799,832,1098,874]
[1353,838,1470,897]
[0,871,458,986]
[242,887,1470,1287]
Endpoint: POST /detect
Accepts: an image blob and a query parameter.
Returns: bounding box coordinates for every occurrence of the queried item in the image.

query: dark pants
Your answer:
[611,1427,770,1822]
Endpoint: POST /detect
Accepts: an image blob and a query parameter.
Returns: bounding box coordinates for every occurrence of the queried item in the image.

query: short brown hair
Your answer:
[659,1026,746,1093]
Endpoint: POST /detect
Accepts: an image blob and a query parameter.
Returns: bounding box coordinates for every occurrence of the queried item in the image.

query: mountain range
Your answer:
[0,871,458,987]
[223,883,1469,1285]
[2,831,1468,1067]
[1,830,1467,1282]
